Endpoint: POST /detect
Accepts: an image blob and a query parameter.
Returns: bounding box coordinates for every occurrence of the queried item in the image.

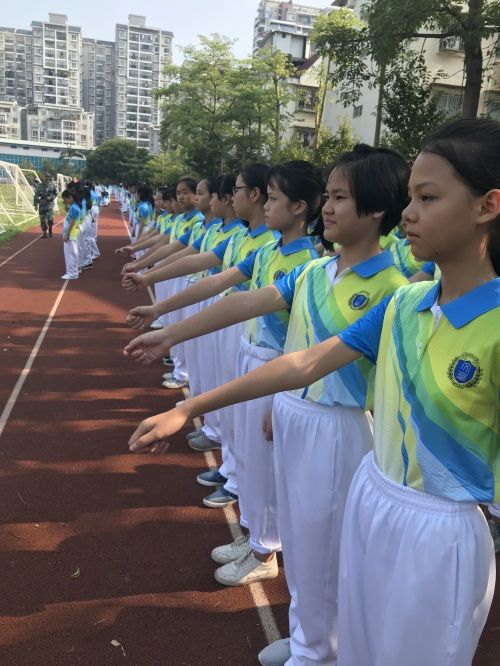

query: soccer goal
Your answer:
[0,161,38,234]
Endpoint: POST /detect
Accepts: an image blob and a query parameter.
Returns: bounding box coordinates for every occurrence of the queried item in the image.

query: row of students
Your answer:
[121,152,409,664]
[60,181,100,280]
[117,118,499,666]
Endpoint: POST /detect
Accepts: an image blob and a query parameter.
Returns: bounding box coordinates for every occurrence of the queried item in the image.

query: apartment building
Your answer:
[21,104,93,150]
[253,0,329,53]
[0,27,33,106]
[114,15,173,153]
[82,38,115,144]
[30,14,82,108]
[0,100,22,140]
[325,0,500,143]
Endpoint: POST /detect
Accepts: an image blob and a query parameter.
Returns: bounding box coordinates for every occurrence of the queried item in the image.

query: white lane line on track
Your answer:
[0,280,68,439]
[0,217,64,269]
[119,208,281,643]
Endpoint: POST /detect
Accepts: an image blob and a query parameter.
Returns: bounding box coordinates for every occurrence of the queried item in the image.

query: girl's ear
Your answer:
[478,189,500,226]
[293,200,307,217]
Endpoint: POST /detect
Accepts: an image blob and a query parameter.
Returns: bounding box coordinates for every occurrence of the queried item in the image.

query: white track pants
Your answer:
[63,239,79,278]
[272,391,373,666]
[183,299,202,396]
[234,337,281,554]
[337,451,496,666]
[195,295,221,443]
[169,276,188,383]
[213,319,244,496]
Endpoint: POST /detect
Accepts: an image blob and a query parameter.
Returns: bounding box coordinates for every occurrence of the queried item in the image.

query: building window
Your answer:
[353,105,363,118]
[486,94,500,120]
[298,88,317,111]
[433,87,463,118]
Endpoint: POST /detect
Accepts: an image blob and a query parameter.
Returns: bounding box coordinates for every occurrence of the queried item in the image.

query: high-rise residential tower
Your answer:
[114,15,173,153]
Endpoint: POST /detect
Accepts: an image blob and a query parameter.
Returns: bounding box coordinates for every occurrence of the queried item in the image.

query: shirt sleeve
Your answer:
[191,235,205,251]
[338,296,391,364]
[273,264,307,307]
[236,250,258,279]
[421,261,436,276]
[69,204,80,221]
[211,237,231,260]
[178,230,191,246]
[138,202,149,219]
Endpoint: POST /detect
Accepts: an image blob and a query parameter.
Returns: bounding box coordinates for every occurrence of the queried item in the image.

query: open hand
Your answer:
[123,329,170,365]
[128,406,190,453]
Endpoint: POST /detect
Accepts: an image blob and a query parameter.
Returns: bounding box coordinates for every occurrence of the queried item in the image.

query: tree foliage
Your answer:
[145,149,191,187]
[364,0,500,117]
[312,9,370,108]
[381,51,446,160]
[84,138,149,183]
[157,35,297,174]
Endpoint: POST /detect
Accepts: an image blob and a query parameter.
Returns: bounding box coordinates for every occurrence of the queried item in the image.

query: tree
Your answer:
[314,118,357,166]
[84,138,149,183]
[156,35,297,173]
[157,35,238,175]
[365,0,500,118]
[381,51,446,160]
[41,160,58,178]
[145,149,191,187]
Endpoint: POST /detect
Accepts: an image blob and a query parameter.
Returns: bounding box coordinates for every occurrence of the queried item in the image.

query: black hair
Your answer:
[61,189,73,200]
[207,176,220,196]
[239,163,269,202]
[177,176,197,194]
[137,183,155,208]
[421,118,500,276]
[332,144,410,237]
[166,185,177,201]
[82,186,92,210]
[216,173,237,200]
[84,179,95,191]
[71,183,84,206]
[265,160,324,225]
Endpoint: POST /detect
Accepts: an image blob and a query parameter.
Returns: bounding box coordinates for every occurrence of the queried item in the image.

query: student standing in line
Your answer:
[124,147,410,666]
[126,165,278,507]
[61,188,81,280]
[128,119,500,666]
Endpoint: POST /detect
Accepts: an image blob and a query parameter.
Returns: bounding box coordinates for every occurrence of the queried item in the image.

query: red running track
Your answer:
[0,205,497,665]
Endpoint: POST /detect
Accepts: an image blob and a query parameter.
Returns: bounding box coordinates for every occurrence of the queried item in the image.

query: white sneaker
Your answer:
[258,638,291,666]
[214,551,278,586]
[162,372,174,381]
[61,273,78,280]
[211,534,251,564]
[162,376,189,389]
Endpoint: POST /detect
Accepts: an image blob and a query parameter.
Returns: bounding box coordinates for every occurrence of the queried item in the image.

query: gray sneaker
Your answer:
[211,534,250,564]
[188,432,221,452]
[203,486,238,508]
[186,428,204,441]
[214,551,278,586]
[197,469,227,487]
[258,638,291,666]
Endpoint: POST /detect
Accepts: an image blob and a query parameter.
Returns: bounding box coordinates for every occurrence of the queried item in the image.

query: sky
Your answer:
[1,0,332,63]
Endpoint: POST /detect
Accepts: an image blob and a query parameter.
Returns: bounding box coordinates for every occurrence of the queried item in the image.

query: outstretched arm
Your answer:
[126,266,247,330]
[124,283,286,362]
[128,337,361,452]
[122,251,222,291]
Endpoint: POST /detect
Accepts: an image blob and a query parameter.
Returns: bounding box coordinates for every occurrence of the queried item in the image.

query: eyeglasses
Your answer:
[232,186,249,196]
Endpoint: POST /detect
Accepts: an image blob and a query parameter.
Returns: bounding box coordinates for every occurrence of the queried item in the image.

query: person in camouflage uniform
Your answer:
[34,173,57,238]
